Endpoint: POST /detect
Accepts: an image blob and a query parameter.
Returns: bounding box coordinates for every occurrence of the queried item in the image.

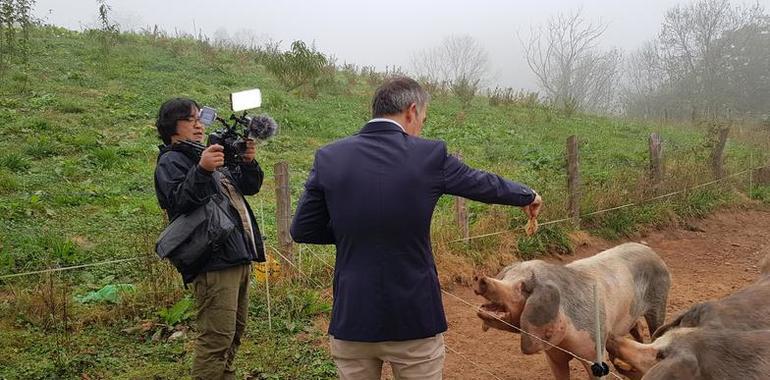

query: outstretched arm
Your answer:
[443,146,537,207]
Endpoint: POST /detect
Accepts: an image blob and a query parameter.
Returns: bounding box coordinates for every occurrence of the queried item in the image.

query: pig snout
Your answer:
[608,335,662,375]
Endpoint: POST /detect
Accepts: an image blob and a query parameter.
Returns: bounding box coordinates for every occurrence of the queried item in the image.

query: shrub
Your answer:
[264,40,328,93]
[488,87,541,108]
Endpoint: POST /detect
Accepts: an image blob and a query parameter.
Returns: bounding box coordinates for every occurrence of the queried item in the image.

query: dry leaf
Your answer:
[525,217,539,236]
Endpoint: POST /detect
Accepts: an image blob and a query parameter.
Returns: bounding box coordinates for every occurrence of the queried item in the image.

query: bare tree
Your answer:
[620,41,669,119]
[411,35,490,105]
[623,0,768,121]
[522,9,621,114]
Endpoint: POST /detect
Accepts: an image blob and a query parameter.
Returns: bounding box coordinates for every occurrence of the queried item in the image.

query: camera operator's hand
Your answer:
[199,144,225,172]
[241,139,256,162]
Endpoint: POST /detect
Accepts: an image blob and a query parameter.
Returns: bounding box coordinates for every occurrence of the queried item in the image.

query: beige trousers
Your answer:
[330,334,445,380]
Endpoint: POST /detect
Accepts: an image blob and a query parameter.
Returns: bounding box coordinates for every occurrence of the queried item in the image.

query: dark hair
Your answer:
[155,98,200,145]
[371,76,430,118]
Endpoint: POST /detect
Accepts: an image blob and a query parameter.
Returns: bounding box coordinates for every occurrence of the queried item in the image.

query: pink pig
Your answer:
[474,242,671,380]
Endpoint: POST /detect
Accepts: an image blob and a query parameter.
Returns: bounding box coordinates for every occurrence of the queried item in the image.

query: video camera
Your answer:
[181,88,278,167]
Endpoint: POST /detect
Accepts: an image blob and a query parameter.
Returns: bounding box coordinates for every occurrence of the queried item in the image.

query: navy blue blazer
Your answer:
[290,120,536,342]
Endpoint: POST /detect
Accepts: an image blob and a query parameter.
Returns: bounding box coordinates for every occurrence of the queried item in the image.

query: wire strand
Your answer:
[448,166,760,244]
[0,257,141,280]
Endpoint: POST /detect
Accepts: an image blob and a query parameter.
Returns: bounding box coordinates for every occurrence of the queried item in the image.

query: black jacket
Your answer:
[154,143,266,283]
[291,121,536,342]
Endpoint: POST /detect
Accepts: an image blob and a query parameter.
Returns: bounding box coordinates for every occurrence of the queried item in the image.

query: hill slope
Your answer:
[0,27,768,378]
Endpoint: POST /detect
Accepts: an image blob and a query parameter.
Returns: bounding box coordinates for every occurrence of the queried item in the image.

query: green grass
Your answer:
[0,25,768,378]
[517,226,573,260]
[0,152,31,172]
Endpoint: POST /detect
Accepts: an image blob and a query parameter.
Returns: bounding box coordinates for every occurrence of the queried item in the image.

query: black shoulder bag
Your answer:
[155,192,236,275]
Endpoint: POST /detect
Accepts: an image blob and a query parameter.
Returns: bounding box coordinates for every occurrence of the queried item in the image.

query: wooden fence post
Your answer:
[453,153,469,243]
[711,128,729,179]
[274,161,294,272]
[649,133,663,191]
[567,136,580,228]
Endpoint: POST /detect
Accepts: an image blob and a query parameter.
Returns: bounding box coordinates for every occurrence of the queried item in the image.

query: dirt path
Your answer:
[440,209,770,379]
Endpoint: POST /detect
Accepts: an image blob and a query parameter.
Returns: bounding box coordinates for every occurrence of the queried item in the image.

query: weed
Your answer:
[56,100,86,114]
[158,295,195,326]
[23,136,59,159]
[0,152,30,172]
[87,146,120,169]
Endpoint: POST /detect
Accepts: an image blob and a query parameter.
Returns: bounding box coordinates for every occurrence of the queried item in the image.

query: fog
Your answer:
[36,0,767,91]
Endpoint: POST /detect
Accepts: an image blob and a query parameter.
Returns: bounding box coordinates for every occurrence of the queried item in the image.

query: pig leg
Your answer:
[644,308,666,338]
[629,321,644,343]
[545,349,572,380]
[643,284,669,337]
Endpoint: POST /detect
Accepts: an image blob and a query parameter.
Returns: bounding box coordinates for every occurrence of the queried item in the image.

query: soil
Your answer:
[440,208,770,379]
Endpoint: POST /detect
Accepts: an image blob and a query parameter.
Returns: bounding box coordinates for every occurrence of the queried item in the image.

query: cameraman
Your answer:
[154,97,265,380]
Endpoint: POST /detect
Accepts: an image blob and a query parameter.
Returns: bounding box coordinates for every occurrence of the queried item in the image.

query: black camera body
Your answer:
[207,127,243,168]
[192,94,279,168]
[207,112,278,167]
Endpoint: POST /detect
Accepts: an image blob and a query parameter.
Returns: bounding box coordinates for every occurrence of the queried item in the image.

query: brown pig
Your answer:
[607,328,770,380]
[608,252,770,379]
[652,255,770,339]
[474,242,671,380]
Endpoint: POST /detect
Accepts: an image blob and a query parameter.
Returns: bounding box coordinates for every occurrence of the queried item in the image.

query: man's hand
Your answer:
[241,139,256,162]
[522,192,542,236]
[522,192,542,219]
[199,144,224,172]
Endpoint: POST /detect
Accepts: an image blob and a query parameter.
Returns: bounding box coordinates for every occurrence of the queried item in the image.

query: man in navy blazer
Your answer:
[291,77,542,379]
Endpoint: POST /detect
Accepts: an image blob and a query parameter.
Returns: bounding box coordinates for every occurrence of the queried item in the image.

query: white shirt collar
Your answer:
[368,118,406,132]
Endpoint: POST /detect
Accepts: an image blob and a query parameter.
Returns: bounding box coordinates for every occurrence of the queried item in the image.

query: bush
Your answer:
[487,87,541,108]
[451,76,479,110]
[0,0,35,65]
[264,40,329,93]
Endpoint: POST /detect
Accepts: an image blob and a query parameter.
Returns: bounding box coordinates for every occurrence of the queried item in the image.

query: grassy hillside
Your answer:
[0,26,769,378]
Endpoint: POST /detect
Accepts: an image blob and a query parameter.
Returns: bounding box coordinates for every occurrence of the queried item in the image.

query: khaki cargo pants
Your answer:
[330,334,445,379]
[191,264,251,380]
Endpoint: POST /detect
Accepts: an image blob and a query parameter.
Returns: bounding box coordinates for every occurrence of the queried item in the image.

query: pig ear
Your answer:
[652,303,708,340]
[520,277,562,354]
[652,318,682,340]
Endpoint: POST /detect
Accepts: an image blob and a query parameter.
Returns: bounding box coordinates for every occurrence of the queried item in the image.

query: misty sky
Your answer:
[34,0,770,91]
